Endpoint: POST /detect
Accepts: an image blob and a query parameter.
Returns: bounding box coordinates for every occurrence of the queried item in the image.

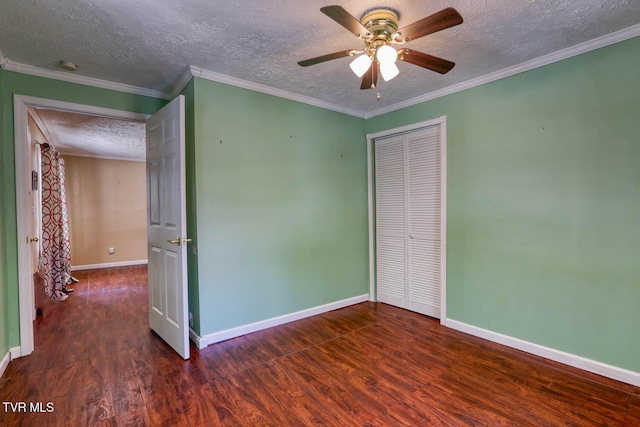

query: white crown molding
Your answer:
[445,319,640,387]
[194,294,369,349]
[2,59,171,100]
[365,23,640,119]
[0,47,7,68]
[190,66,366,119]
[169,67,195,99]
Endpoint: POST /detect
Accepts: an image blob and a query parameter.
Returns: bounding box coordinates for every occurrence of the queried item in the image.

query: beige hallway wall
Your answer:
[63,155,146,267]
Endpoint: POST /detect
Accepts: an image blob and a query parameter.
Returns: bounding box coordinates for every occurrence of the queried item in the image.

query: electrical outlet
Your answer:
[108,247,115,254]
[189,312,193,328]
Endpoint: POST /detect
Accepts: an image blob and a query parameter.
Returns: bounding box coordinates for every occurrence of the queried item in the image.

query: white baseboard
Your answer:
[71,259,148,271]
[9,346,21,359]
[0,347,21,379]
[445,319,640,387]
[189,327,201,348]
[192,294,370,349]
[0,350,10,379]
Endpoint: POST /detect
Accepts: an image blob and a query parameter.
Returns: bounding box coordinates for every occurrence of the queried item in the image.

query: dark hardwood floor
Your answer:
[1,265,638,426]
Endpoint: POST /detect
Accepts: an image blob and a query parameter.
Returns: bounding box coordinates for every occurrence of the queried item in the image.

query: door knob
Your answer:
[167,238,182,246]
[29,236,39,243]
[167,237,192,246]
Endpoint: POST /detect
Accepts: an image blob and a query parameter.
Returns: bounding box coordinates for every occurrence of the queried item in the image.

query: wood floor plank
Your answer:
[259,355,354,426]
[287,345,427,425]
[2,265,637,426]
[115,409,150,427]
[311,336,491,426]
[207,376,275,426]
[623,394,640,426]
[228,365,309,426]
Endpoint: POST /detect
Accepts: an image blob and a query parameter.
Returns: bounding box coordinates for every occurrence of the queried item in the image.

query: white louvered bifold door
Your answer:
[406,126,441,318]
[375,135,406,308]
[375,124,443,319]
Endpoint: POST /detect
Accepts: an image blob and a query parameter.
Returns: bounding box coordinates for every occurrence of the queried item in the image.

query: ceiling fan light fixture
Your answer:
[298,6,463,90]
[376,45,397,65]
[349,54,372,78]
[380,62,400,81]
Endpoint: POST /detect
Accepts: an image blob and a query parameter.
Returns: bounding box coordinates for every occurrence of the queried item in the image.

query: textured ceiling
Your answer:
[30,108,145,162]
[3,1,640,118]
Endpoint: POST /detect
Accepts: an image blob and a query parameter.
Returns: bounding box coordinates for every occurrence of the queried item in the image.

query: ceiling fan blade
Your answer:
[360,62,379,90]
[398,49,455,74]
[396,7,463,42]
[373,61,379,88]
[298,50,353,67]
[360,66,373,90]
[321,5,370,39]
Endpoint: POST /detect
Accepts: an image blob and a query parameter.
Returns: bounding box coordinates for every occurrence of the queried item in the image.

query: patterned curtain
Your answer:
[41,145,72,301]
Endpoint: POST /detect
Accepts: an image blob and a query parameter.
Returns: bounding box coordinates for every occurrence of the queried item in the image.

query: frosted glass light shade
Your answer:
[376,45,398,65]
[350,55,372,78]
[380,62,400,81]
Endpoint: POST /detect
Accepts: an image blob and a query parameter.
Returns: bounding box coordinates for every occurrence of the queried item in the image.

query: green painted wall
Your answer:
[366,36,640,372]
[192,78,368,335]
[0,71,166,351]
[0,68,8,358]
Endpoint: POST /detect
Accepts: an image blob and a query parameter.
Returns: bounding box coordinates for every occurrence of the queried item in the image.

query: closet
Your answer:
[374,120,445,319]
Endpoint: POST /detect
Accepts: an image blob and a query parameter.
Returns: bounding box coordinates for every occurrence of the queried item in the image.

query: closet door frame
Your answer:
[366,116,447,324]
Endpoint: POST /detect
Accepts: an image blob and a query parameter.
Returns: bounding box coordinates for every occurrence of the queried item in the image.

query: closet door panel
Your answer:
[408,238,441,317]
[377,235,406,307]
[407,127,441,317]
[375,136,406,306]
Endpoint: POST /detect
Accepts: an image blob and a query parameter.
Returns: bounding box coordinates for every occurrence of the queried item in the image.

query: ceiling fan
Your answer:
[298,5,463,90]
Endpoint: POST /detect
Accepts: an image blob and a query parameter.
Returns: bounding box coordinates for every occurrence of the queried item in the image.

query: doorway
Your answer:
[14,95,150,356]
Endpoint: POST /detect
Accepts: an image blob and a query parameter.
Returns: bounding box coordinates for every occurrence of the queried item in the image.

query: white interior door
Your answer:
[146,95,190,359]
[28,128,41,274]
[375,123,445,319]
[28,127,40,321]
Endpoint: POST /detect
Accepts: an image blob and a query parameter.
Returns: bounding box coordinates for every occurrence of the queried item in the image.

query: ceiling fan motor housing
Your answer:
[360,9,400,59]
[361,9,399,38]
